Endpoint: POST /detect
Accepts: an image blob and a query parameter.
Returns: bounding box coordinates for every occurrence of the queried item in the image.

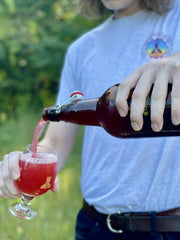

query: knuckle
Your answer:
[132,90,142,100]
[146,59,156,67]
[130,112,141,123]
[146,58,176,72]
[159,57,174,67]
[116,82,129,96]
[171,90,180,99]
[151,113,163,123]
[3,154,8,159]
[2,171,9,181]
[0,181,4,189]
[151,90,163,102]
[2,172,10,182]
[8,152,21,172]
[158,59,169,68]
[115,93,128,114]
[118,81,129,88]
[132,88,147,102]
[115,98,124,110]
[2,161,9,180]
[173,62,180,72]
[172,106,180,116]
[145,59,158,70]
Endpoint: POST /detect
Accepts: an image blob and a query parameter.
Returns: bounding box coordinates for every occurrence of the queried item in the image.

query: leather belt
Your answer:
[82,200,180,233]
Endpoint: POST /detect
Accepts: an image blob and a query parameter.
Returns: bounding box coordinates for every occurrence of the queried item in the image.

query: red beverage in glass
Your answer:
[14,152,57,197]
[9,144,58,220]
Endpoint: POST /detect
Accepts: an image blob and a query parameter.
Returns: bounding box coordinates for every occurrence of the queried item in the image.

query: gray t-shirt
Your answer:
[56,0,180,214]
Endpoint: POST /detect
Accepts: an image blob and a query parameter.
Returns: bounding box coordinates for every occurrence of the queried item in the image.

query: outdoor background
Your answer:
[0,0,105,239]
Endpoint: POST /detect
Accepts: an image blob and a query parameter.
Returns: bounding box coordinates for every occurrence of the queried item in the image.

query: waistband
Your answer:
[82,200,180,233]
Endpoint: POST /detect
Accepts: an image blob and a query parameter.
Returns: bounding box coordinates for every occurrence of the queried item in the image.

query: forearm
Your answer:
[39,121,80,173]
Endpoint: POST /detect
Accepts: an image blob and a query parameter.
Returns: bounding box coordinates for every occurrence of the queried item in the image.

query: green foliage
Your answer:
[0,0,103,121]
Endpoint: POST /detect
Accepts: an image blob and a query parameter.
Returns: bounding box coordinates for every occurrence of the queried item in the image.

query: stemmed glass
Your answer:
[9,144,57,220]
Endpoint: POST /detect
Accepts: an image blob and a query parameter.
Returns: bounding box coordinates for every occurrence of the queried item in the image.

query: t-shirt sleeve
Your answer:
[56,45,79,105]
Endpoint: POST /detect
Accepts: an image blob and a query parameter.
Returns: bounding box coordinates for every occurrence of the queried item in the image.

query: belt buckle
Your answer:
[106,212,123,233]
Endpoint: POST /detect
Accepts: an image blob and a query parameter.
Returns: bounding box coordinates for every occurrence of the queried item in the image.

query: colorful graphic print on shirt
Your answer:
[143,33,172,61]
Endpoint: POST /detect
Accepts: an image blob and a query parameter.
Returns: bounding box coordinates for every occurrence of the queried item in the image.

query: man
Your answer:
[1,0,180,239]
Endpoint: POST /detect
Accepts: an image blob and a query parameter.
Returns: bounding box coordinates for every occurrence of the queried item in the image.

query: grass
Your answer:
[0,112,83,240]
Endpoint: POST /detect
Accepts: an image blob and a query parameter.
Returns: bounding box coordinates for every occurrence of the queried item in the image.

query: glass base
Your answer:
[9,196,37,220]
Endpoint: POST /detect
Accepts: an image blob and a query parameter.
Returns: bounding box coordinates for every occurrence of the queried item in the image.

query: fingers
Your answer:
[130,65,155,131]
[171,63,180,125]
[116,64,144,117]
[150,60,170,131]
[0,152,22,199]
[116,63,155,131]
[116,55,180,132]
[51,176,59,192]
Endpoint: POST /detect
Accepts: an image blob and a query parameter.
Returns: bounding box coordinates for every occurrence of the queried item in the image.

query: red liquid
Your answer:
[31,118,47,155]
[15,153,57,197]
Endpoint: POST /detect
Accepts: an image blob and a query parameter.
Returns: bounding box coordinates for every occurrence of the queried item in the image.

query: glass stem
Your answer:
[9,195,37,219]
[21,195,34,206]
[16,195,34,214]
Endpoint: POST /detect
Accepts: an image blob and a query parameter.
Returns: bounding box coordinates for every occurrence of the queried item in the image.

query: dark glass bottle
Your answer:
[42,84,178,138]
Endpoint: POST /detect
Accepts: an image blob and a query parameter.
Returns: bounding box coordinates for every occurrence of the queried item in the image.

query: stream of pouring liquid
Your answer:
[31,118,47,156]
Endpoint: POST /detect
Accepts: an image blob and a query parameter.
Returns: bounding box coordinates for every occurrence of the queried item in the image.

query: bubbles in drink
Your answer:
[15,154,57,196]
[21,152,57,164]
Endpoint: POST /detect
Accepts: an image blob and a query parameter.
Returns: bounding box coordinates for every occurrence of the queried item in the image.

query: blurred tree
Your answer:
[0,0,103,121]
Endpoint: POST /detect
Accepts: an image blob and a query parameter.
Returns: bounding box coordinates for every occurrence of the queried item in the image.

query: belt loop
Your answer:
[97,212,102,223]
[96,212,102,229]
[124,213,133,232]
[151,211,157,234]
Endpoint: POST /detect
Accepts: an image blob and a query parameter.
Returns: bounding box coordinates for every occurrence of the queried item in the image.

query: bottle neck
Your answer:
[43,98,100,126]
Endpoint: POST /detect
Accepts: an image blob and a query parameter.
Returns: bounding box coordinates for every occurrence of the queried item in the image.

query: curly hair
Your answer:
[76,0,173,18]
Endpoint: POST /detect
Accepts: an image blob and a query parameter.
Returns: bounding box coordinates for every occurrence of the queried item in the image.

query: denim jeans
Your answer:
[75,209,180,240]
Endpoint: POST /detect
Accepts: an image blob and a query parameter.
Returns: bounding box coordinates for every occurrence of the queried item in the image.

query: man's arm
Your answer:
[40,121,80,173]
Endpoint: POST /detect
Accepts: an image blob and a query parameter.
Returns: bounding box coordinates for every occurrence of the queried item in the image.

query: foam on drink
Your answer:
[21,152,57,164]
